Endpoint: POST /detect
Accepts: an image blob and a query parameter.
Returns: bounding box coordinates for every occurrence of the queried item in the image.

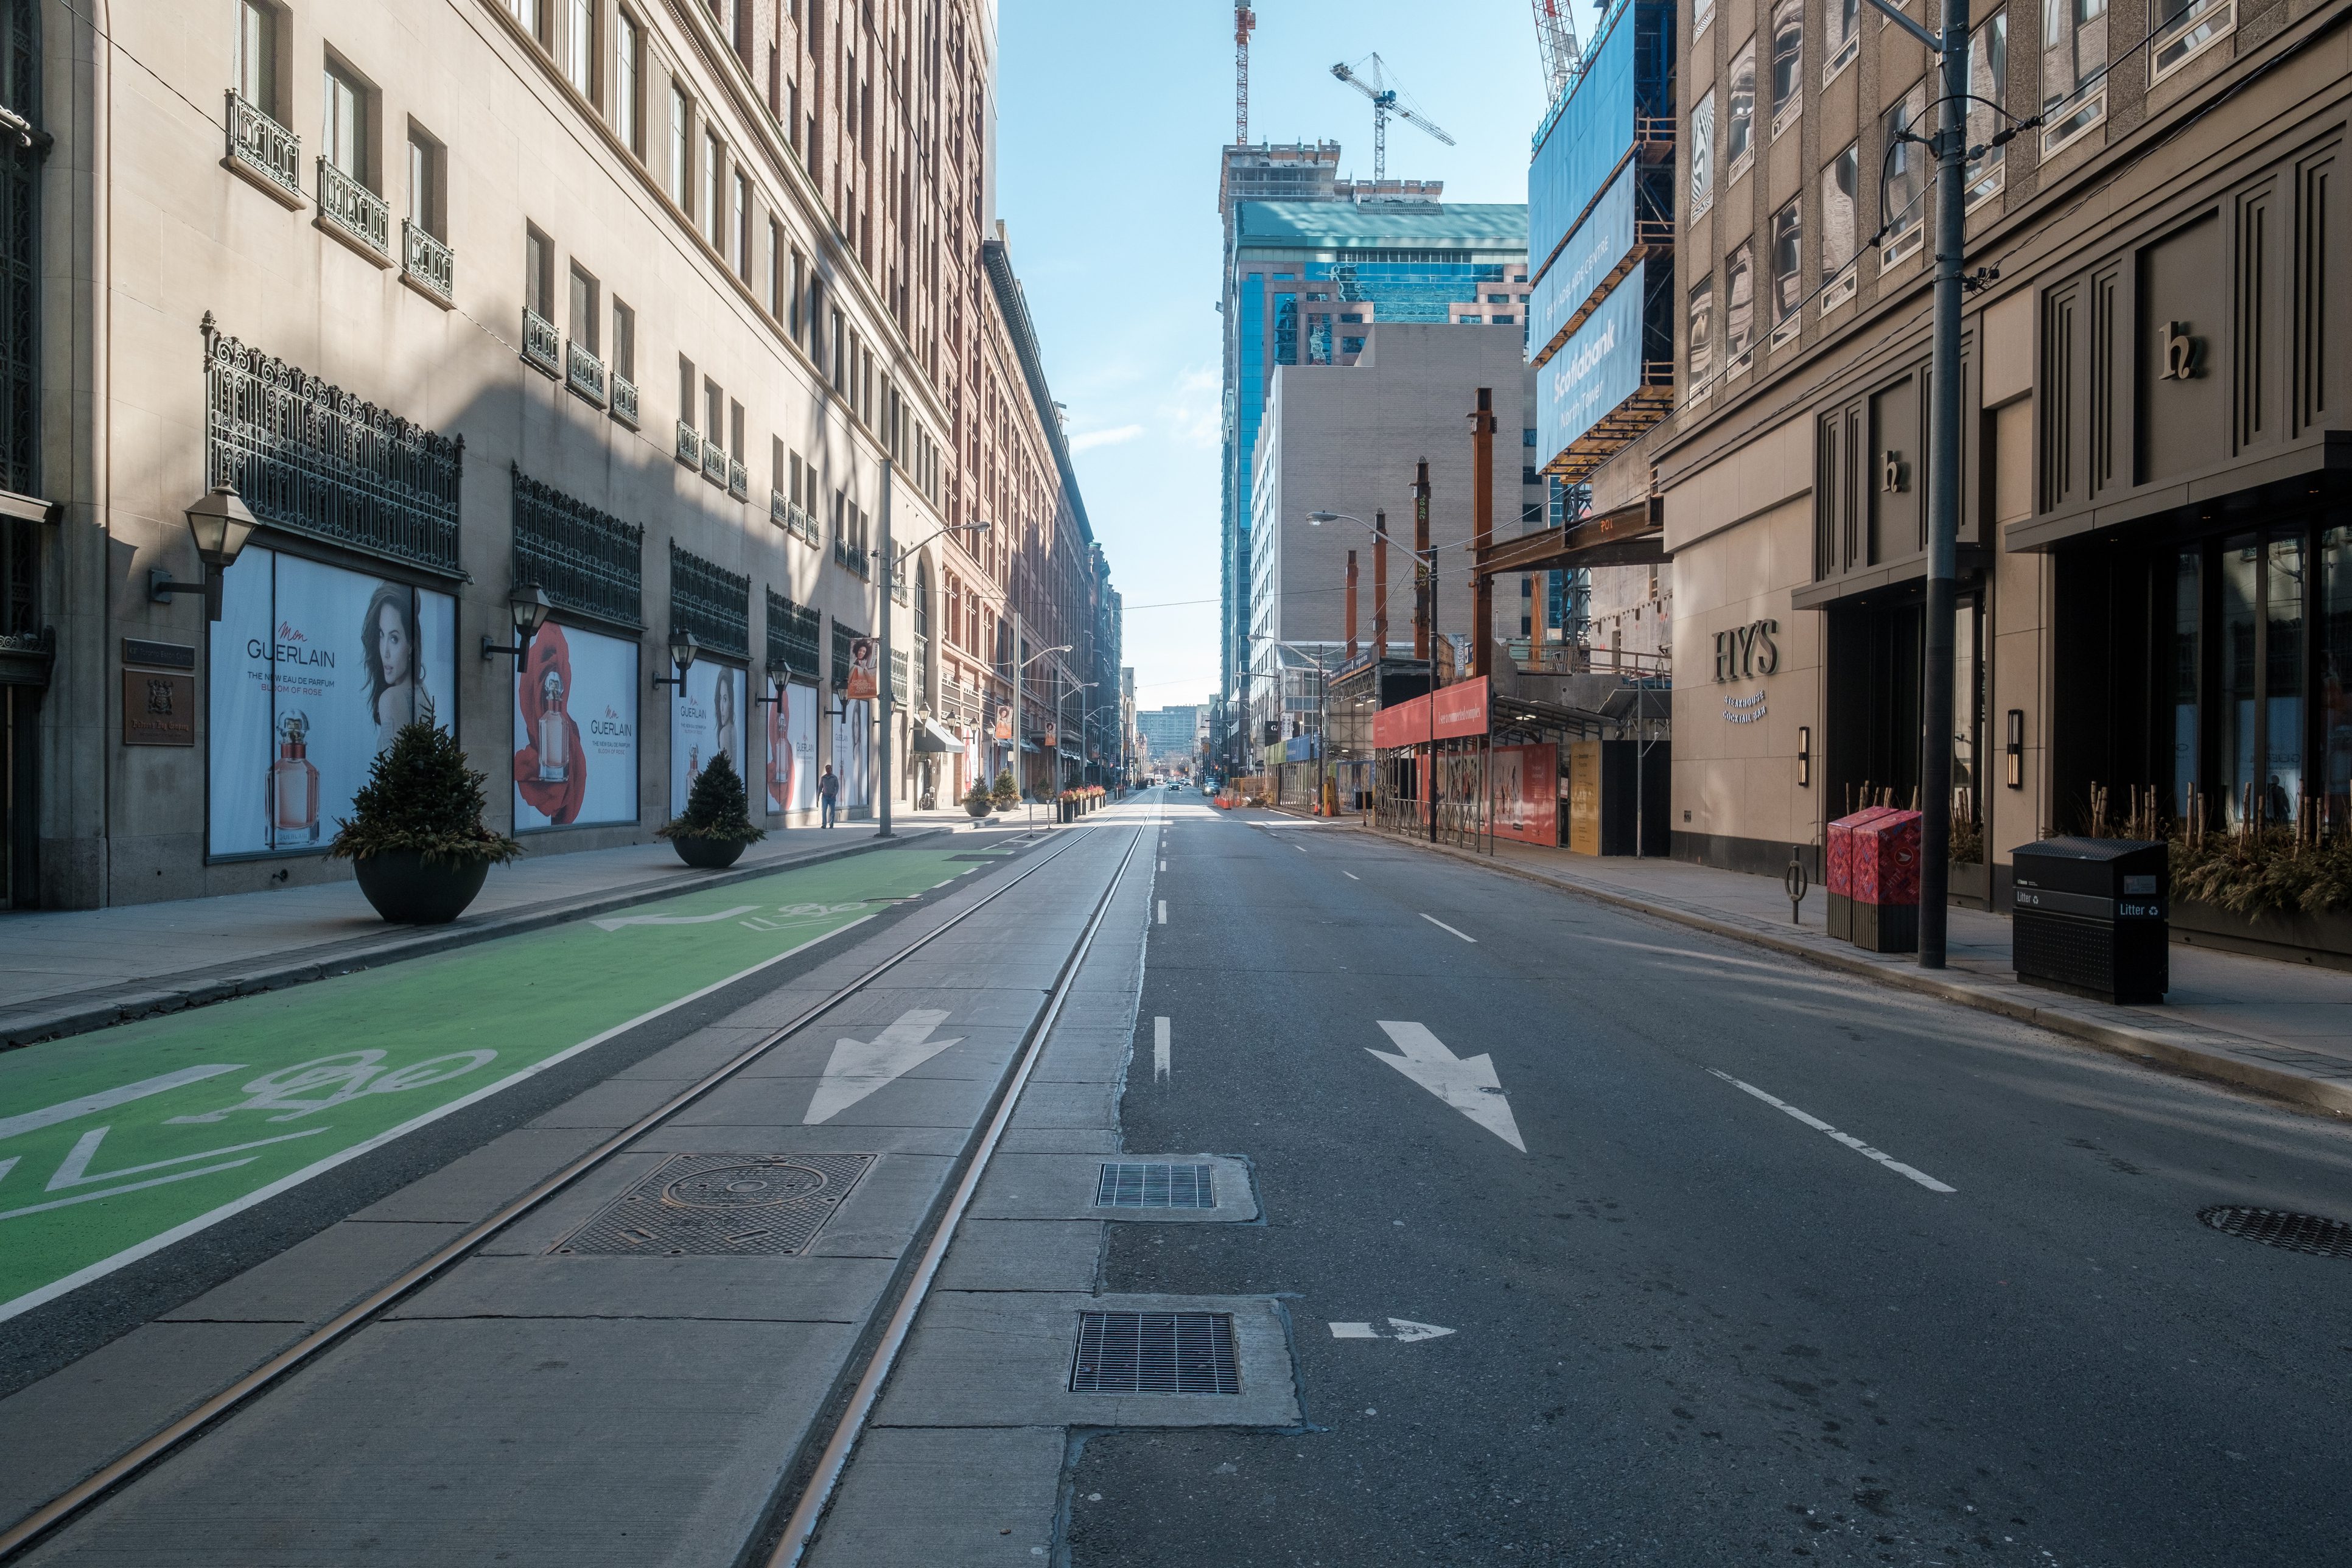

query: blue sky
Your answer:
[994,1,1550,715]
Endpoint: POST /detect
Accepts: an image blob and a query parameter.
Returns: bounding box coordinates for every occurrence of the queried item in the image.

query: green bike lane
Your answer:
[0,844,996,1323]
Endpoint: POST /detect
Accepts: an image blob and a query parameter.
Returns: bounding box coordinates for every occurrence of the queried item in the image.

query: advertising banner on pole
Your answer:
[843,637,880,702]
[512,622,640,831]
[1489,743,1559,846]
[670,661,747,817]
[831,698,872,807]
[766,679,819,814]
[206,546,457,858]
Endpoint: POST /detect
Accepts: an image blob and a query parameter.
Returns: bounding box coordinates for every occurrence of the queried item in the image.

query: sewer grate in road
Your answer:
[1094,1162,1216,1209]
[1069,1311,1239,1395]
[551,1152,875,1256]
[2198,1205,2352,1258]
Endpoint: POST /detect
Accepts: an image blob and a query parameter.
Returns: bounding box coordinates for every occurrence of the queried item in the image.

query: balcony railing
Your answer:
[701,438,729,488]
[675,421,700,466]
[566,339,607,405]
[610,374,640,429]
[832,533,870,578]
[317,158,390,255]
[225,91,300,200]
[521,308,561,377]
[401,220,453,301]
[727,457,749,500]
[771,491,818,545]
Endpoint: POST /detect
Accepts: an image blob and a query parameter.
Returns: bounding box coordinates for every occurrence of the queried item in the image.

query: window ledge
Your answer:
[314,211,394,270]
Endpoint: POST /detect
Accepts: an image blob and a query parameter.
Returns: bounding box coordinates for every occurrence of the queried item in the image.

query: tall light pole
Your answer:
[877,514,991,837]
[1310,510,1437,841]
[1866,0,1970,967]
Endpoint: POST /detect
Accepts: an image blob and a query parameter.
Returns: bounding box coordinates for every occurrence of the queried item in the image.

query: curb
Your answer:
[1363,824,2352,1121]
[0,825,962,1052]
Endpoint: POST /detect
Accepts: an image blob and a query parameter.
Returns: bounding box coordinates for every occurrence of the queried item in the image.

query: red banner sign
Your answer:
[1370,676,1490,751]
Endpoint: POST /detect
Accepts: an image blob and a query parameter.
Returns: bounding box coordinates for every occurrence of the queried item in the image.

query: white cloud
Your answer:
[1069,423,1145,452]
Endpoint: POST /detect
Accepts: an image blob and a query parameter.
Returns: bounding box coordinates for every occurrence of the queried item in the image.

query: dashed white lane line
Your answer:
[1157,901,1168,925]
[1340,870,1359,880]
[1159,859,1167,870]
[1419,914,1476,943]
[1295,844,1307,853]
[1153,1017,1171,1081]
[1708,1070,1956,1192]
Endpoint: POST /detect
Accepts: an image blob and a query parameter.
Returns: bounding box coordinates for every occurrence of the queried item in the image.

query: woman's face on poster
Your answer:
[375,600,411,686]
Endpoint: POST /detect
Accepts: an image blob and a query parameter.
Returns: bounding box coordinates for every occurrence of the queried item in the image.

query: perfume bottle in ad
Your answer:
[268,711,320,847]
[537,668,570,782]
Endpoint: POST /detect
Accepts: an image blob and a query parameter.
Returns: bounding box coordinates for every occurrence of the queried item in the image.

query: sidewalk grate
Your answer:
[2198,1205,2352,1259]
[552,1152,875,1256]
[1094,1162,1215,1209]
[1069,1311,1239,1395]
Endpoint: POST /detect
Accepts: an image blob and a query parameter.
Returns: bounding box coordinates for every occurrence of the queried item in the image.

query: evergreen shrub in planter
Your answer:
[332,722,522,925]
[659,751,766,869]
[989,769,1020,811]
[963,783,993,819]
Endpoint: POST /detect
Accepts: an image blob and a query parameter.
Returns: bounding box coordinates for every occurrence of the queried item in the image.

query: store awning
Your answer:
[912,717,962,753]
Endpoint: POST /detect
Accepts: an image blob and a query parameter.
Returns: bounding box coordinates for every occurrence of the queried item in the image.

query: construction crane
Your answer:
[1234,5,1256,145]
[1329,55,1454,182]
[1528,0,1582,104]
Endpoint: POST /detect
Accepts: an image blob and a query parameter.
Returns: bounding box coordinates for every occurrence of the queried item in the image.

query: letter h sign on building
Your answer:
[1713,619,1779,682]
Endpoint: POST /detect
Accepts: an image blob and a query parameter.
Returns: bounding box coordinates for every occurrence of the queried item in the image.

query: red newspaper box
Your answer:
[1851,808,1922,953]
[1826,806,1896,942]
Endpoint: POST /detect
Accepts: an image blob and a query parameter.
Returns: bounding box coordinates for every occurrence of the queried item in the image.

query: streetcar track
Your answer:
[0,820,1134,1562]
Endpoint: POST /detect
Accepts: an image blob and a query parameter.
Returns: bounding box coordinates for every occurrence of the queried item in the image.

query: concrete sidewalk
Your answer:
[1268,810,2352,1118]
[0,804,1038,1049]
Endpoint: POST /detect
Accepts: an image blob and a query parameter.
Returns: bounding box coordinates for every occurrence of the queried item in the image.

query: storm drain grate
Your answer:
[1094,1162,1216,1209]
[2199,1205,2352,1258]
[1069,1311,1239,1395]
[552,1153,875,1257]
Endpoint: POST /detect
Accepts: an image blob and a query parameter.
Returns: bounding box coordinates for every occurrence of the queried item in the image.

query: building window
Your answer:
[791,249,807,334]
[706,132,726,250]
[668,81,690,209]
[1822,143,1860,306]
[767,218,783,315]
[1687,275,1715,394]
[1769,198,1802,340]
[567,262,598,351]
[678,354,694,426]
[734,172,752,279]
[2041,0,2108,154]
[405,127,444,237]
[525,225,555,320]
[1769,0,1804,131]
[1881,81,1929,267]
[2153,0,2236,83]
[321,61,368,183]
[1688,88,1715,217]
[704,377,723,441]
[615,9,641,153]
[729,398,744,462]
[1341,336,1365,354]
[612,298,635,381]
[506,0,544,44]
[1724,243,1754,372]
[1726,40,1756,180]
[563,0,593,97]
[1823,0,1860,83]
[1695,0,1715,39]
[236,1,279,119]
[1966,13,2009,208]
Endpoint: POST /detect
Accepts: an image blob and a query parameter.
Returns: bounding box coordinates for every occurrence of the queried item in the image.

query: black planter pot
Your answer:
[352,850,492,925]
[671,835,748,870]
[965,799,992,819]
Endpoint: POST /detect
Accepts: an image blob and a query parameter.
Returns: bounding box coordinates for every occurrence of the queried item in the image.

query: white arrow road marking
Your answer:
[804,1009,965,1124]
[0,1065,246,1144]
[1419,914,1476,943]
[1328,1318,1457,1342]
[592,905,760,932]
[1709,1070,1956,1192]
[1368,1021,1525,1152]
[1153,1017,1171,1082]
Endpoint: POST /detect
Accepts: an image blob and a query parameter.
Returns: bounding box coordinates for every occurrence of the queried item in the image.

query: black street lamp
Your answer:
[651,628,699,690]
[481,583,553,661]
[152,483,260,621]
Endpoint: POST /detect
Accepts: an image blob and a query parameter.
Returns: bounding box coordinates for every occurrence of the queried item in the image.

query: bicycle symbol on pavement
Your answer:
[166,1049,500,1124]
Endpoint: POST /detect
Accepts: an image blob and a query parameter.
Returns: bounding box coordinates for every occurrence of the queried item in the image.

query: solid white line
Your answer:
[1419,914,1476,943]
[1153,1017,1171,1082]
[0,915,880,1326]
[1708,1070,1956,1193]
[1157,901,1168,925]
[1341,870,1359,881]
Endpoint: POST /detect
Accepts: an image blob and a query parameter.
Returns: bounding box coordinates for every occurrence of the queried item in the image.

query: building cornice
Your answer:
[979,236,1091,546]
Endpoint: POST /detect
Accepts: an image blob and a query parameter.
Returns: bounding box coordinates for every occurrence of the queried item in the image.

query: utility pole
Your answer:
[1469,388,1494,680]
[876,457,895,839]
[1415,460,1437,844]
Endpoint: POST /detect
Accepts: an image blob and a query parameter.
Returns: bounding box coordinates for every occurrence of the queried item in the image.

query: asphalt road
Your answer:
[1069,808,2352,1567]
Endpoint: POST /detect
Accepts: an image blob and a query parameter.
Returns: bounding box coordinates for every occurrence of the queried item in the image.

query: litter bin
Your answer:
[1852,809,1922,954]
[2011,836,2169,1004]
[1826,807,1896,942]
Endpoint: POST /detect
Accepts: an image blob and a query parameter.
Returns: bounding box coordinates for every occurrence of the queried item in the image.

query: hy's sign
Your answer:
[1712,619,1779,683]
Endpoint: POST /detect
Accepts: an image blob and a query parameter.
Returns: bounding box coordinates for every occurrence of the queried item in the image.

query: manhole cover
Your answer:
[1095,1163,1215,1209]
[2199,1205,2352,1258]
[553,1153,875,1256]
[1069,1311,1239,1395]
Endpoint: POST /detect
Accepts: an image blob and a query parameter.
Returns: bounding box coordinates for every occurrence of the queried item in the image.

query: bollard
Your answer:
[1785,846,1810,925]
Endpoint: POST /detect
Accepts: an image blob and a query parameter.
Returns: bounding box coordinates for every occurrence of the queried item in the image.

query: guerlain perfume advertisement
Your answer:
[831,697,872,809]
[207,547,457,858]
[511,623,639,831]
[669,660,747,819]
[765,679,819,814]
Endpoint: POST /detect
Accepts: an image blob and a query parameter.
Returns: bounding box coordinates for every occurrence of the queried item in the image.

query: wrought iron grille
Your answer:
[700,438,728,488]
[766,590,821,682]
[675,420,700,465]
[224,90,299,198]
[316,158,388,254]
[727,457,749,500]
[511,464,643,628]
[831,620,867,689]
[401,220,453,301]
[668,541,749,661]
[521,308,560,376]
[891,646,909,700]
[566,339,606,405]
[204,322,462,575]
[611,374,640,428]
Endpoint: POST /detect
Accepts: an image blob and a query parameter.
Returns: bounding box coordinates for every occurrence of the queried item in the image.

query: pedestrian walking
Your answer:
[818,764,839,828]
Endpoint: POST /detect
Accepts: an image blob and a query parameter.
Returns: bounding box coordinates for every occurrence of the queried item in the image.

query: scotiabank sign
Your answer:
[1371,676,1490,750]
